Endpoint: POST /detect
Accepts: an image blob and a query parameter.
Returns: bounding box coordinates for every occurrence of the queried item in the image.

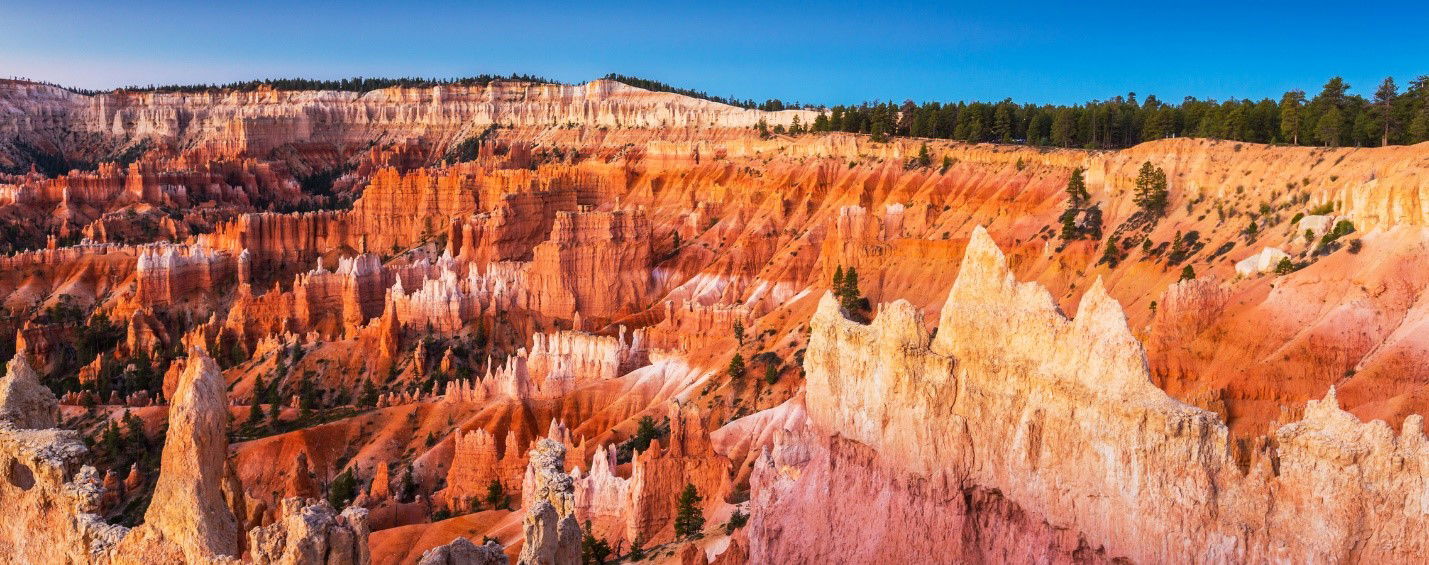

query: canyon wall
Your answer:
[1,78,816,168]
[747,227,1429,563]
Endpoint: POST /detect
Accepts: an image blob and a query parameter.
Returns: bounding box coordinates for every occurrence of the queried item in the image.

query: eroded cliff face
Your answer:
[0,347,372,565]
[747,227,1429,563]
[4,76,1429,564]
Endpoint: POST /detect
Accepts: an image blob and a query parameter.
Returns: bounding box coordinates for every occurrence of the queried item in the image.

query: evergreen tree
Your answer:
[327,468,357,509]
[1274,257,1296,275]
[831,265,844,292]
[1133,162,1169,215]
[1374,77,1398,146]
[1050,110,1075,147]
[992,102,1014,143]
[581,520,614,565]
[248,379,264,425]
[1066,167,1090,206]
[839,267,861,310]
[1180,265,1196,281]
[631,416,659,453]
[1100,236,1121,267]
[1316,106,1344,147]
[870,120,889,143]
[359,378,378,408]
[673,483,705,539]
[764,363,779,386]
[727,353,745,380]
[732,320,744,344]
[1279,90,1305,145]
[1410,108,1429,144]
[812,112,830,132]
[627,535,646,561]
[400,466,418,503]
[485,478,506,509]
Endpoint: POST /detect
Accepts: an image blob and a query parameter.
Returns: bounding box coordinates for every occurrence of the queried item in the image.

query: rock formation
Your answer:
[746,227,1429,563]
[517,439,580,565]
[247,498,371,565]
[4,75,1429,565]
[0,352,59,429]
[417,537,509,565]
[112,348,240,562]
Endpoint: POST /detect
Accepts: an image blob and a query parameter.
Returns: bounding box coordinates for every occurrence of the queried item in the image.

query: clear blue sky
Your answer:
[2,1,1425,105]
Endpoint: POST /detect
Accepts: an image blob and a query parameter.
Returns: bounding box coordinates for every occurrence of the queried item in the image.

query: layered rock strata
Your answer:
[746,227,1429,563]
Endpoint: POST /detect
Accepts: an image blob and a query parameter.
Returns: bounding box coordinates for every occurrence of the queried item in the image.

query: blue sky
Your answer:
[2,1,1425,105]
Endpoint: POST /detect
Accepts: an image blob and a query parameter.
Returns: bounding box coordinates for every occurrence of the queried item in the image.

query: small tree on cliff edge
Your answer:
[674,483,705,539]
[732,319,744,344]
[839,267,863,311]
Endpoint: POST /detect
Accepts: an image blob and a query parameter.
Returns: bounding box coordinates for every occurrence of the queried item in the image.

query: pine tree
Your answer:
[727,353,745,380]
[992,102,1014,143]
[870,121,889,143]
[359,379,378,408]
[1279,90,1305,144]
[1180,265,1196,281]
[485,478,506,509]
[627,534,646,561]
[1050,110,1075,147]
[581,519,613,565]
[812,112,830,132]
[764,363,779,386]
[1133,162,1168,216]
[732,320,744,344]
[400,466,418,503]
[248,379,264,425]
[327,468,357,509]
[1410,108,1429,143]
[632,416,659,453]
[1316,106,1344,147]
[1274,257,1296,275]
[1066,167,1089,206]
[1100,236,1121,267]
[673,483,705,539]
[831,265,844,292]
[916,143,932,167]
[840,267,861,310]
[1374,77,1398,146]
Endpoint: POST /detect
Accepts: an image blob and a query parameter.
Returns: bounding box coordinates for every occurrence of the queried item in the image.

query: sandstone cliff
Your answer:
[747,226,1429,563]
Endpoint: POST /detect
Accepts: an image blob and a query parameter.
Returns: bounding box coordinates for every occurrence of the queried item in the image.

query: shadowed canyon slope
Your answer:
[1,77,1427,563]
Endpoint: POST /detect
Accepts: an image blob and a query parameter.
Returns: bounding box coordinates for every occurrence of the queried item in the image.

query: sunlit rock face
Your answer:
[2,75,1429,565]
[746,228,1429,563]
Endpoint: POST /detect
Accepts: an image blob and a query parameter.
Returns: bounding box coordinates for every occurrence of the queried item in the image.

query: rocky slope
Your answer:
[1,76,1428,563]
[747,228,1427,562]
